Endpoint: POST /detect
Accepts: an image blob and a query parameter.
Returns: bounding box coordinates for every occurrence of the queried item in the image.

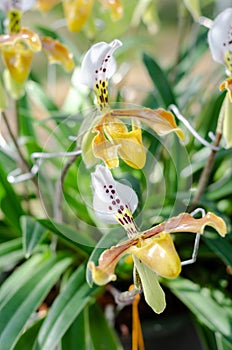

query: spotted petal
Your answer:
[79,39,122,89]
[208,8,232,67]
[111,108,185,140]
[91,165,138,225]
[41,37,74,71]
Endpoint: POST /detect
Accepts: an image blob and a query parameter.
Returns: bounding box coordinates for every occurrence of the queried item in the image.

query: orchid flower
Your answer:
[79,40,184,169]
[37,0,123,32]
[208,8,232,76]
[87,165,227,313]
[0,1,74,98]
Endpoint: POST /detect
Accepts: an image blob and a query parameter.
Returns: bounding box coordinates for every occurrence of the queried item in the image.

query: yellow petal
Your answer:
[88,238,137,285]
[1,47,34,83]
[92,124,119,168]
[103,116,146,169]
[222,93,232,148]
[36,0,60,12]
[98,0,123,20]
[130,233,181,278]
[62,0,94,32]
[41,37,74,71]
[143,212,227,239]
[111,108,185,141]
[0,28,42,52]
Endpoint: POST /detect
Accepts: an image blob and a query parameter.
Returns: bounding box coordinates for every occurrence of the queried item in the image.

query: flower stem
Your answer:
[1,110,39,190]
[190,131,222,210]
[55,152,80,222]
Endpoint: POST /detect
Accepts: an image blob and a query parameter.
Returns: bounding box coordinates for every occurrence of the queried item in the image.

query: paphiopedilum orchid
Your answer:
[87,165,227,313]
[0,0,74,98]
[208,8,232,76]
[79,40,184,169]
[37,0,123,32]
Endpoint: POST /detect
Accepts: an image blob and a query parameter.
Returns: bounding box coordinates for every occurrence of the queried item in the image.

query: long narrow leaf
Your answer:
[166,277,232,343]
[21,216,47,258]
[0,252,73,350]
[33,265,101,350]
[89,303,123,350]
[143,53,176,108]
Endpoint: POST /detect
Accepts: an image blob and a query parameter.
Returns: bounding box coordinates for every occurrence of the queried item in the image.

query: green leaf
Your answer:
[0,252,73,350]
[38,219,94,255]
[14,319,44,350]
[21,216,47,258]
[0,253,45,305]
[0,162,24,230]
[33,265,101,350]
[166,277,232,343]
[203,233,232,267]
[143,52,176,108]
[0,238,24,273]
[89,303,123,350]
[61,309,91,350]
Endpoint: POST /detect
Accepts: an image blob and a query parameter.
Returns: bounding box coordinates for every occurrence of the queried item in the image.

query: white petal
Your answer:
[91,165,138,224]
[21,0,35,11]
[79,39,122,89]
[0,0,35,12]
[208,8,232,64]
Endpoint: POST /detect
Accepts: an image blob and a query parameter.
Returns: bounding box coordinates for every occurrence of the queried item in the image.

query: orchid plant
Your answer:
[79,39,184,169]
[0,0,74,99]
[87,165,227,313]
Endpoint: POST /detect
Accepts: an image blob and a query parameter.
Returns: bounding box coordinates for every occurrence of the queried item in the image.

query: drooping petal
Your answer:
[91,165,138,231]
[79,39,122,89]
[208,8,232,68]
[92,124,120,169]
[110,108,185,140]
[0,28,42,52]
[87,238,138,285]
[98,0,123,20]
[133,256,166,314]
[62,0,94,32]
[41,37,74,71]
[143,212,227,239]
[36,0,60,12]
[103,116,146,169]
[129,233,181,278]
